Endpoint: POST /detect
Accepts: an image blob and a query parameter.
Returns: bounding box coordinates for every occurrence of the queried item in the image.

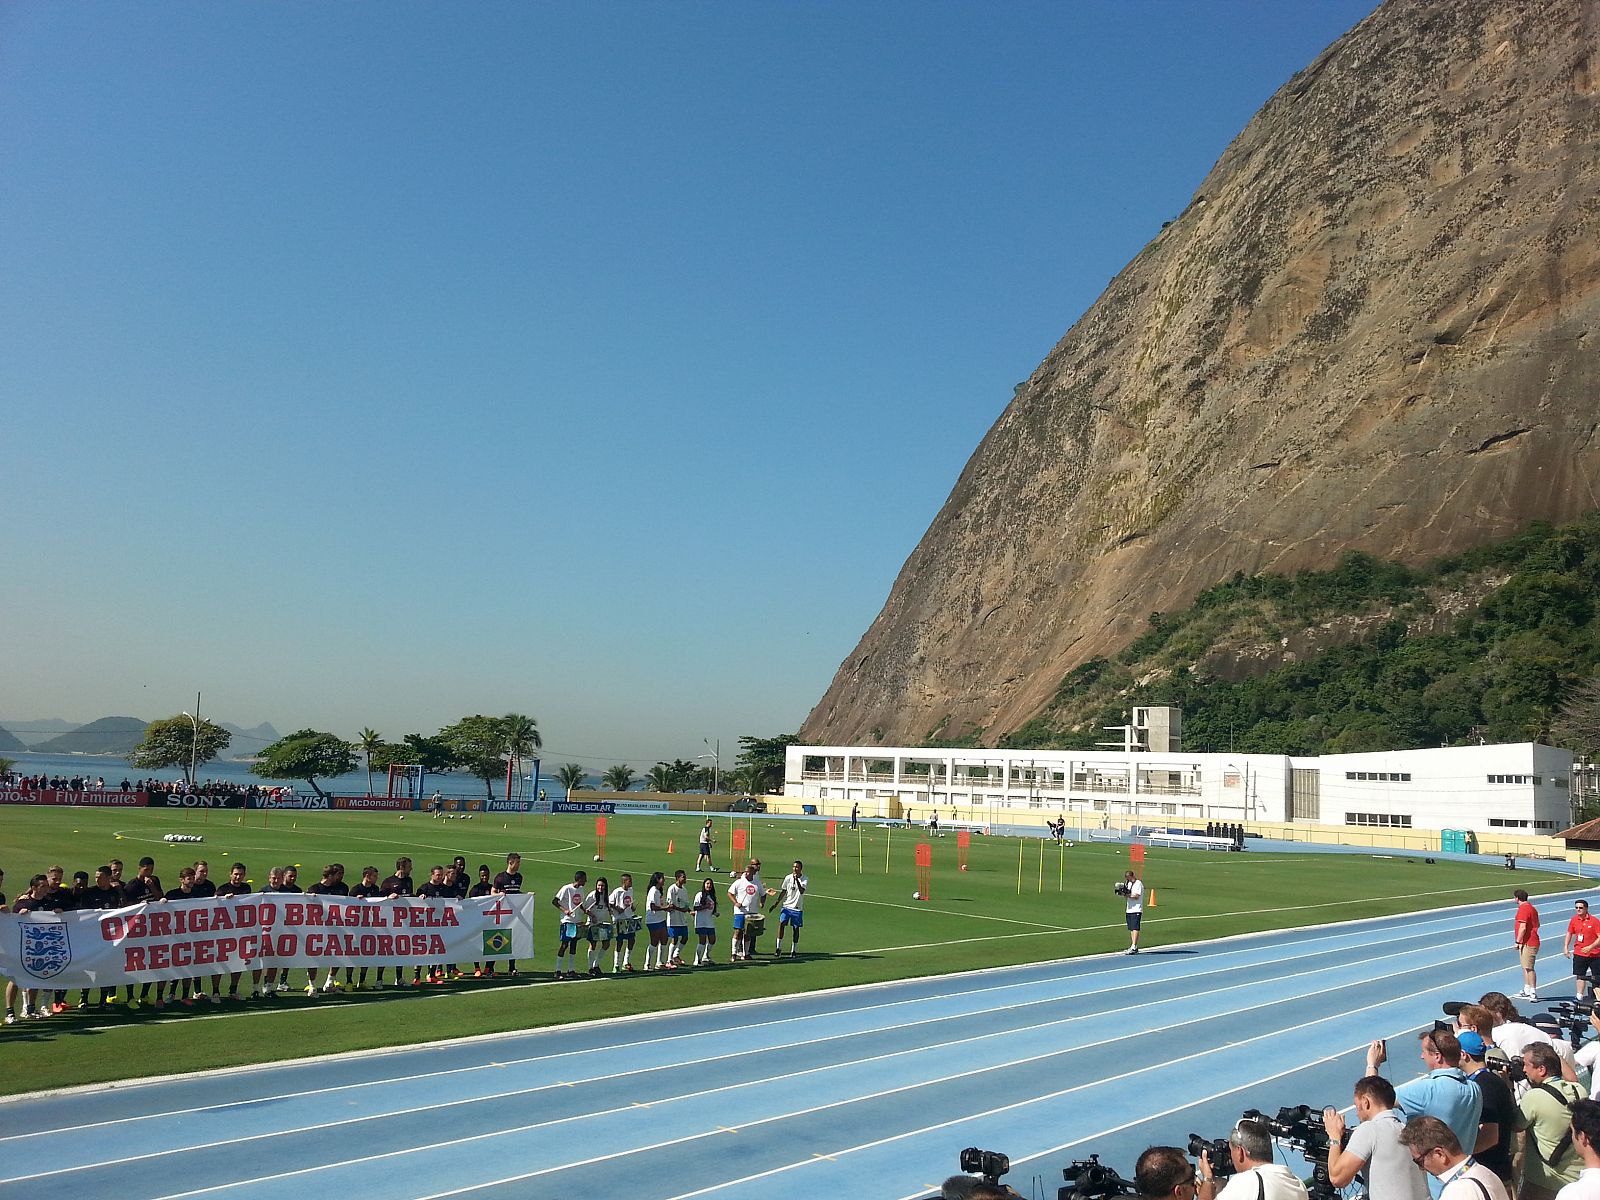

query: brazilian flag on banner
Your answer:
[482,929,512,956]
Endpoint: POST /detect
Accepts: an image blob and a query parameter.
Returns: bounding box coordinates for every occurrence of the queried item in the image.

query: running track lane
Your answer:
[0,893,1583,1200]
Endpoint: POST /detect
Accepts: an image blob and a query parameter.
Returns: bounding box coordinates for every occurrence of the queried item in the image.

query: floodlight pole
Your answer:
[180,693,201,788]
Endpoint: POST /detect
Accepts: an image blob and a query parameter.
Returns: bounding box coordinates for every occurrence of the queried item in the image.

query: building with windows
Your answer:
[783,738,1575,835]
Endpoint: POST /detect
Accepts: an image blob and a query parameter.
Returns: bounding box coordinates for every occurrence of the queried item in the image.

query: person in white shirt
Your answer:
[769,861,809,959]
[1197,1117,1309,1200]
[581,877,614,977]
[692,878,720,966]
[551,870,586,981]
[727,863,770,962]
[1557,1098,1600,1200]
[1399,1115,1509,1200]
[643,871,670,970]
[664,870,690,967]
[609,874,638,973]
[1122,870,1146,955]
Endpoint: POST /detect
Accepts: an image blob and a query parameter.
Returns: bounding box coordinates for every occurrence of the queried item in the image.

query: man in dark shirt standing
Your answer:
[215,863,254,1000]
[492,853,524,978]
[378,858,415,987]
[346,866,381,990]
[163,866,201,1007]
[1459,1030,1516,1194]
[416,865,452,984]
[7,876,51,1022]
[307,864,349,995]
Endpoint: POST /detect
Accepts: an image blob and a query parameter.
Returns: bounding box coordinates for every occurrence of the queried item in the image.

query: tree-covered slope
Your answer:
[1000,512,1600,755]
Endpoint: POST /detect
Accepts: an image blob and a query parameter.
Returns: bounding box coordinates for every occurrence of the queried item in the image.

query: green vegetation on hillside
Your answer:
[1002,512,1600,756]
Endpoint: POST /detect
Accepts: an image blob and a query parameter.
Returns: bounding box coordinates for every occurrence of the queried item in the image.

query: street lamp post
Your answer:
[180,692,200,789]
[700,739,721,797]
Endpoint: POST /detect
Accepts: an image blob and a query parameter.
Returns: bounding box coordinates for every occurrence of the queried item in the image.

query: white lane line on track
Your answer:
[0,894,1511,1140]
[7,922,1507,1184]
[131,935,1512,1199]
[658,953,1529,1200]
[0,896,1522,1132]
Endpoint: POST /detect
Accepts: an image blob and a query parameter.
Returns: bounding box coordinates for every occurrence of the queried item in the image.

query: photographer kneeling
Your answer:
[1197,1118,1308,1200]
[1323,1075,1430,1200]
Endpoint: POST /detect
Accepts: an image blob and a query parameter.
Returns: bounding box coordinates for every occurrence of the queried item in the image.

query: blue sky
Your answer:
[1,1,1377,768]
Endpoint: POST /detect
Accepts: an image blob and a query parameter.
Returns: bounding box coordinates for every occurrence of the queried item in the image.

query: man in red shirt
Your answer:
[1514,888,1541,1002]
[1563,898,1600,1003]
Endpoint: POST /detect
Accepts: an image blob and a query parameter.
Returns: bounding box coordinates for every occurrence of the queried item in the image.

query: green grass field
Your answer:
[0,804,1580,1096]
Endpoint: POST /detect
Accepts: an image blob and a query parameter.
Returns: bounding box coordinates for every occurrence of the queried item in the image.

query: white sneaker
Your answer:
[3,1013,14,1025]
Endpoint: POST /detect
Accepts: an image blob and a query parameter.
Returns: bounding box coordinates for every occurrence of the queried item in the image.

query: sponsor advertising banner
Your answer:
[552,800,616,814]
[330,795,412,811]
[0,894,537,989]
[147,793,248,810]
[247,793,329,810]
[0,789,147,808]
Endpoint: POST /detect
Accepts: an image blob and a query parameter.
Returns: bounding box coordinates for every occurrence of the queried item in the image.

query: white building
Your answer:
[783,739,1575,835]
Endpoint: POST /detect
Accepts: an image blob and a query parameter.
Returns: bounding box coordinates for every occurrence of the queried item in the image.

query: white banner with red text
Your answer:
[0,894,537,988]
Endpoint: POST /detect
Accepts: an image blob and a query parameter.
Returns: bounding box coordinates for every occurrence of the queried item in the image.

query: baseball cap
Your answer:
[1457,1031,1487,1058]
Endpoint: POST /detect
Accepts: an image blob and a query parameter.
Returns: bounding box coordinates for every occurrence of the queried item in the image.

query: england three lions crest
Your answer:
[21,922,71,979]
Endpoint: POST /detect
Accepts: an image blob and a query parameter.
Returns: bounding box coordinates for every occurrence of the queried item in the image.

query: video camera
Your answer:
[1245,1106,1338,1200]
[1538,1000,1594,1050]
[962,1147,1011,1185]
[1187,1134,1237,1180]
[1059,1154,1138,1200]
[1113,881,1133,898]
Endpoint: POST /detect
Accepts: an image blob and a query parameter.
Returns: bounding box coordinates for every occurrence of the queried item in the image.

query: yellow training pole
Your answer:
[1059,842,1065,892]
[1016,836,1024,895]
[857,826,864,874]
[1037,837,1044,893]
[885,824,892,874]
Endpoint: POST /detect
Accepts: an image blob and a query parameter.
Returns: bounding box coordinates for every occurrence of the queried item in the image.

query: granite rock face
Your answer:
[802,0,1600,748]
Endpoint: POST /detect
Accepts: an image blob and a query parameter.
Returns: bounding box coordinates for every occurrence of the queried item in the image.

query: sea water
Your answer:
[2,750,541,801]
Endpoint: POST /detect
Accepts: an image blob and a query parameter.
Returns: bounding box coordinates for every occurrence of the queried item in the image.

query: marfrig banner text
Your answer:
[0,894,537,988]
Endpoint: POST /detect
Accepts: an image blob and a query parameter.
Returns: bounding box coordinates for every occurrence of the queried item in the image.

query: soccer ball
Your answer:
[912,891,921,900]
[959,864,968,872]
[399,815,406,821]
[593,854,601,862]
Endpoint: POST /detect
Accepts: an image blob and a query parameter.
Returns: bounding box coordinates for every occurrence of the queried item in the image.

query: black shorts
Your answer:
[1574,953,1599,981]
[1126,912,1142,931]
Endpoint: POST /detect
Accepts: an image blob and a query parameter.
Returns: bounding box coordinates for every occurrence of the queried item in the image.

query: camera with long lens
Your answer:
[1113,881,1133,898]
[1187,1135,1238,1180]
[1539,1001,1593,1050]
[1243,1107,1338,1200]
[1059,1154,1138,1200]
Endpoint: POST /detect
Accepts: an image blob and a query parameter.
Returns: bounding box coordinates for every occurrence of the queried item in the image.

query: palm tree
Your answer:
[602,764,636,792]
[646,763,675,793]
[555,762,586,801]
[356,728,382,796]
[501,713,542,802]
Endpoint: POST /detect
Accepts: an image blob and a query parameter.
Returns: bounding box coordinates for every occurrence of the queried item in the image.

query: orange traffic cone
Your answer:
[1148,889,1157,907]
[667,839,675,855]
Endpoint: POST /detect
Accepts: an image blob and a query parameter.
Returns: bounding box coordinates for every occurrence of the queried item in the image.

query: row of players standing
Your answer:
[549,859,809,979]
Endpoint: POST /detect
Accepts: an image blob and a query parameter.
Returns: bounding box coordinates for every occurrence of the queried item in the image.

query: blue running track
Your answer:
[0,892,1585,1200]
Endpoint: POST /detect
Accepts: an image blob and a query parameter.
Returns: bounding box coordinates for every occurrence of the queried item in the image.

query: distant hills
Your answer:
[0,717,282,758]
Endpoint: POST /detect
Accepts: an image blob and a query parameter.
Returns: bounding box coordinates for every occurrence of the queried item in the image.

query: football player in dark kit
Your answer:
[344,866,382,990]
[307,864,350,995]
[215,863,255,1000]
[121,857,163,1008]
[378,857,416,988]
[492,853,525,977]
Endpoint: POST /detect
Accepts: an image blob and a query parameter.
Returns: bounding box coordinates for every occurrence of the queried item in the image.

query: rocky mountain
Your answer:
[34,717,148,755]
[803,0,1600,748]
[0,725,28,753]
